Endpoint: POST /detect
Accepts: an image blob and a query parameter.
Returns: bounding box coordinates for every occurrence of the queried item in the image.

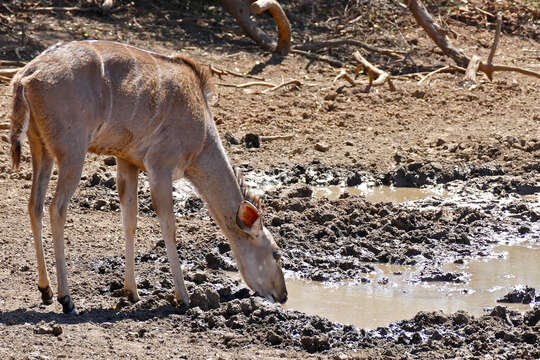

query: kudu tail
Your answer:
[10,79,30,170]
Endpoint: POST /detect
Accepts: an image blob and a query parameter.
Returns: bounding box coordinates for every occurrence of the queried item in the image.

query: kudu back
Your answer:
[10,40,287,313]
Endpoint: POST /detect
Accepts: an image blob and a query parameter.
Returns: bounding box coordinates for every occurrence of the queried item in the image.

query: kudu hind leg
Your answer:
[49,154,85,314]
[28,137,54,305]
[147,169,190,306]
[116,158,140,302]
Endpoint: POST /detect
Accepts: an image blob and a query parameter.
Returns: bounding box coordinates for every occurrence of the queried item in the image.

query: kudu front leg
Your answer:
[116,158,140,302]
[147,169,190,306]
[50,157,84,314]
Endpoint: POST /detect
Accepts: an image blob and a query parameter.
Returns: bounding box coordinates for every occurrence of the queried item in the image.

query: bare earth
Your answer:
[0,1,539,359]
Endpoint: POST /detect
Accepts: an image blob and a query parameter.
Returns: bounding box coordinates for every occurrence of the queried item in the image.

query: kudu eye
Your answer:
[272,249,281,261]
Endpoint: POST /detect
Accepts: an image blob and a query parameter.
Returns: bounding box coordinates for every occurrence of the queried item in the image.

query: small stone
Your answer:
[94,199,108,210]
[206,288,220,309]
[192,272,208,284]
[435,138,445,146]
[267,331,282,345]
[190,287,209,311]
[244,133,260,148]
[103,156,116,166]
[314,142,330,152]
[224,132,239,145]
[52,324,63,336]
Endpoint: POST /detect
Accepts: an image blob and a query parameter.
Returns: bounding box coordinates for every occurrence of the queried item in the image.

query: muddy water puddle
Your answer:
[281,243,539,329]
[312,184,448,203]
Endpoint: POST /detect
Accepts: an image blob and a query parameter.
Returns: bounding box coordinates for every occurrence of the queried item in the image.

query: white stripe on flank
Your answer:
[149,55,162,126]
[18,87,30,143]
[123,44,143,125]
[90,44,114,124]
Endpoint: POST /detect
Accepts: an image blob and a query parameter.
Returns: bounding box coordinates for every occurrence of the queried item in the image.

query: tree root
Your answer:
[404,0,540,81]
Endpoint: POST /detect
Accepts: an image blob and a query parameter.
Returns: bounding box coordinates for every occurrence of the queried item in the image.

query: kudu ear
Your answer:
[236,201,263,234]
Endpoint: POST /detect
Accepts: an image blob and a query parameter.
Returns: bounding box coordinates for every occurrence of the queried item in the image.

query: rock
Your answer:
[244,133,260,148]
[267,331,282,345]
[190,287,209,311]
[523,305,540,326]
[497,286,536,304]
[192,272,208,284]
[451,311,470,326]
[522,332,537,345]
[286,185,312,198]
[94,199,108,210]
[435,138,445,146]
[52,324,63,336]
[224,132,240,145]
[314,142,330,152]
[102,177,116,189]
[301,335,330,353]
[206,288,220,309]
[103,156,116,166]
[89,172,102,186]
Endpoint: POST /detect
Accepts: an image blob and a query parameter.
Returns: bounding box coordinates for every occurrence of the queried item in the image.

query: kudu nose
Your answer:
[278,291,288,304]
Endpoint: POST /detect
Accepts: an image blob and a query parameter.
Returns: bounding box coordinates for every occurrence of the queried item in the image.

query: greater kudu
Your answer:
[10,40,287,314]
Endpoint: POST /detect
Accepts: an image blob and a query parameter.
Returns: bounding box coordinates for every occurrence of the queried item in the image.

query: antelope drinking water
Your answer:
[9,40,287,314]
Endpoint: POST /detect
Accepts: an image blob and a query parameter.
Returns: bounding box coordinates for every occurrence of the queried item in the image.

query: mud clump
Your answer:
[498,286,537,304]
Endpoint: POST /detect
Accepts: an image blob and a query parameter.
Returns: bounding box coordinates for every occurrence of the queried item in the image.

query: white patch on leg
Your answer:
[18,87,30,143]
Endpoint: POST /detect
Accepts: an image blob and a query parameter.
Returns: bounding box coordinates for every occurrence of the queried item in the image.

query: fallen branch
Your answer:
[333,69,357,86]
[418,65,466,84]
[0,68,20,77]
[209,64,265,81]
[290,49,344,67]
[218,81,275,89]
[404,0,540,81]
[261,79,301,93]
[218,79,301,94]
[0,60,26,67]
[295,39,407,59]
[260,134,294,141]
[14,5,125,13]
[353,51,396,91]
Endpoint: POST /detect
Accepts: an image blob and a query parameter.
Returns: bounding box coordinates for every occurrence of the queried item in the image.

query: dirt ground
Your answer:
[0,0,539,359]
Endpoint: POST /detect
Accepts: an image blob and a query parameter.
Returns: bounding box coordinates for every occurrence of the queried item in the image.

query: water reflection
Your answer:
[282,244,539,329]
[312,184,447,203]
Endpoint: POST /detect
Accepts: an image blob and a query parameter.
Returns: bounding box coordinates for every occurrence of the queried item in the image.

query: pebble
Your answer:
[314,142,330,152]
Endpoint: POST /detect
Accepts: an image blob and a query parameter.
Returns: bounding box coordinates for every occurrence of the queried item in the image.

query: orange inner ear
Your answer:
[240,203,259,228]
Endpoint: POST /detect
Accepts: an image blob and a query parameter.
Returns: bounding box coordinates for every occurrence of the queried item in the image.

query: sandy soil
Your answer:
[0,1,539,359]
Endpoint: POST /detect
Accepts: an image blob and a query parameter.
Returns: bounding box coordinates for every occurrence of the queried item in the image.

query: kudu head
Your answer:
[233,200,287,303]
[228,168,287,303]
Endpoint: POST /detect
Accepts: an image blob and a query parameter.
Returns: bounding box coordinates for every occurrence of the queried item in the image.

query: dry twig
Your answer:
[290,49,344,67]
[209,64,265,81]
[218,81,275,89]
[261,79,301,93]
[353,51,396,91]
[418,65,465,84]
[260,134,294,141]
[295,39,407,59]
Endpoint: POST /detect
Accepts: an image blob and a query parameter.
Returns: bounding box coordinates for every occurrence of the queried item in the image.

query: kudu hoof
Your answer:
[57,295,77,315]
[126,290,140,304]
[38,285,54,305]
